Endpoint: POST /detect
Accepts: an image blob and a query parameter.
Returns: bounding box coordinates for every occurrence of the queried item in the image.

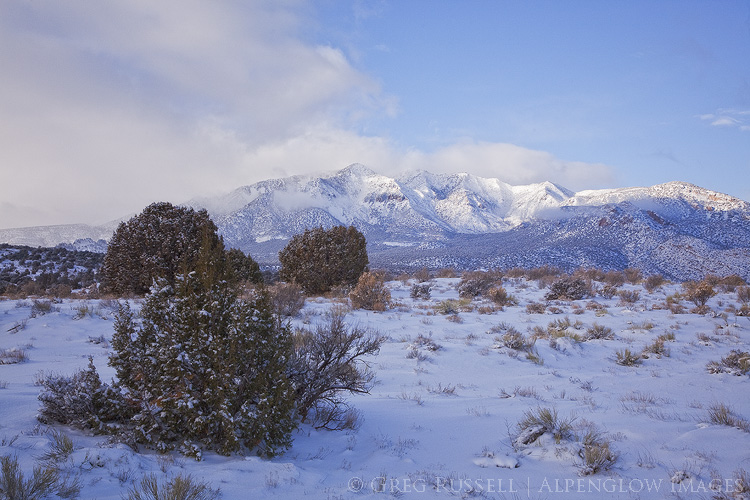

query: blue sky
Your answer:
[313,1,750,189]
[1,1,749,228]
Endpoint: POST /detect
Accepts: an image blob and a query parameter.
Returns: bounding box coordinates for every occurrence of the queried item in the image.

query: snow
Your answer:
[382,241,416,247]
[203,167,749,241]
[1,279,749,499]
[568,182,749,213]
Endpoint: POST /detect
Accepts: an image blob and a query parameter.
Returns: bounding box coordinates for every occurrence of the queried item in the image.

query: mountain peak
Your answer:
[652,180,744,202]
[335,163,377,178]
[570,181,748,213]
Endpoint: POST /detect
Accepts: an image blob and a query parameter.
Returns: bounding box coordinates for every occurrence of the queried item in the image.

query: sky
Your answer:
[1,0,749,229]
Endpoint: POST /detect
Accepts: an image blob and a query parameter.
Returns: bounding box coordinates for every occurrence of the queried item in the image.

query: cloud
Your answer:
[0,1,389,227]
[699,109,750,131]
[394,142,615,191]
[272,190,320,212]
[233,131,615,193]
[711,117,740,127]
[0,1,614,230]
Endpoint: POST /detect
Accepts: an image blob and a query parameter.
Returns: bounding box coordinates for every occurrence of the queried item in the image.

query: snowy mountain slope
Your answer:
[0,212,132,253]
[0,223,115,250]
[395,170,573,232]
[207,165,449,244]
[568,180,750,213]
[188,164,585,245]
[189,165,750,279]
[373,203,750,281]
[2,165,749,279]
[192,165,748,243]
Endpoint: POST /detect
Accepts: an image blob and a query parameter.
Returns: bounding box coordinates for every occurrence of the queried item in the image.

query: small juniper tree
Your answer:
[101,202,222,295]
[37,356,118,432]
[279,226,368,295]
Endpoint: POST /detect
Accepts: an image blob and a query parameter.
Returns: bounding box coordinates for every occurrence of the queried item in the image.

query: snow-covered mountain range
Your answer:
[2,164,750,280]
[191,164,575,239]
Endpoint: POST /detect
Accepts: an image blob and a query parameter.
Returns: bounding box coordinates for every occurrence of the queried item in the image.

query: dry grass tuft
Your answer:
[707,350,750,376]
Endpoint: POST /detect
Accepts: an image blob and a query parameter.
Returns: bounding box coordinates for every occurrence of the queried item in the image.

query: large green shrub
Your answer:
[101,202,222,295]
[225,247,263,285]
[107,239,296,457]
[278,226,368,295]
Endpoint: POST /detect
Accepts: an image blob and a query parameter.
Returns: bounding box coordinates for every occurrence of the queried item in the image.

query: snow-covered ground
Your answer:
[1,278,749,499]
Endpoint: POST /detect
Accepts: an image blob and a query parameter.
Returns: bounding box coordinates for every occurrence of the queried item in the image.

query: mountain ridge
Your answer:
[2,164,749,280]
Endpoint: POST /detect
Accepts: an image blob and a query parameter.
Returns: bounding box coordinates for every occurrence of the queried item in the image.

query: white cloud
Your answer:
[231,131,615,192]
[711,117,740,127]
[0,1,615,229]
[393,142,615,190]
[699,109,750,131]
[0,1,389,228]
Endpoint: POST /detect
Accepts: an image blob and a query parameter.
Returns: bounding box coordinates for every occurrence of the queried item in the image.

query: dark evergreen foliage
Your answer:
[100,202,222,295]
[39,209,297,457]
[225,248,263,285]
[37,357,124,432]
[278,226,368,295]
[107,237,296,457]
